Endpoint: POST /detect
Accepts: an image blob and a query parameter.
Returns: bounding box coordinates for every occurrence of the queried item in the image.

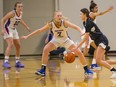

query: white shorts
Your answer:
[50,38,75,49]
[4,27,19,39]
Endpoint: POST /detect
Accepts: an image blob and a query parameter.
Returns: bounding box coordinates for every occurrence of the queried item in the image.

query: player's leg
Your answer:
[106,59,116,65]
[96,46,116,78]
[3,38,13,68]
[3,30,14,68]
[13,29,24,68]
[14,39,24,68]
[83,44,89,56]
[64,39,93,75]
[35,42,57,76]
[68,44,93,75]
[90,42,101,70]
[81,32,89,56]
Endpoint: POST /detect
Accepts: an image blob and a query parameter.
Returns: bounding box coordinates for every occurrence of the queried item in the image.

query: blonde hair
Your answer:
[54,10,69,20]
[47,11,69,26]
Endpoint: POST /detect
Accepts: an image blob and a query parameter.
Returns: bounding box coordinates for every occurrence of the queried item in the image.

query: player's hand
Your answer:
[1,29,6,36]
[108,6,113,11]
[20,36,28,39]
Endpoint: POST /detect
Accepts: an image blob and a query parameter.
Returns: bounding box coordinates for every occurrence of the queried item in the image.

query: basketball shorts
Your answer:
[4,27,19,39]
[50,37,75,49]
[94,35,110,53]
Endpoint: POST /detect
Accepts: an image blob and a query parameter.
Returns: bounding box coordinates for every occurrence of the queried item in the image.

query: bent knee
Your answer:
[43,47,51,54]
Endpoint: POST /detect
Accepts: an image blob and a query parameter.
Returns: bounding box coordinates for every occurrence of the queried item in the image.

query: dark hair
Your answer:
[89,0,97,12]
[14,1,22,10]
[80,8,90,18]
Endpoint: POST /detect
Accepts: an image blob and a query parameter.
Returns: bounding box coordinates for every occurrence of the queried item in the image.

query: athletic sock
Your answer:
[83,65,88,71]
[110,67,116,72]
[4,56,9,63]
[41,64,46,70]
[92,58,96,64]
[15,57,20,63]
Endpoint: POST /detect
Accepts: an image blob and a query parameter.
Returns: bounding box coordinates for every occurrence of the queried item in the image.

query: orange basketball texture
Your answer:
[64,52,75,63]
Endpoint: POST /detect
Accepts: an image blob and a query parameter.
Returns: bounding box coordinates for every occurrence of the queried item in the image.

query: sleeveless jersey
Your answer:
[51,20,68,39]
[89,12,96,23]
[5,10,22,29]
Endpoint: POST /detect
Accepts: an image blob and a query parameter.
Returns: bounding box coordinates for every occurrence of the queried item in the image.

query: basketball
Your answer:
[64,52,75,63]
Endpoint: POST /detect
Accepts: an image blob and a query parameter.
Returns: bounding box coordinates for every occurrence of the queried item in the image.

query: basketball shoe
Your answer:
[3,62,11,68]
[35,68,46,76]
[90,64,101,70]
[110,71,116,79]
[15,61,24,68]
[84,69,93,75]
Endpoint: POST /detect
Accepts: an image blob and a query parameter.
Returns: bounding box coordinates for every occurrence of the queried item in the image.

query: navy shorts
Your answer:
[94,35,110,53]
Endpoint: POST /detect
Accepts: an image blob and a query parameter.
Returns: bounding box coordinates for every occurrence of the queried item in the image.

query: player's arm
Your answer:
[70,33,89,53]
[0,11,14,35]
[21,23,51,39]
[76,33,89,48]
[45,30,51,44]
[20,19,31,32]
[64,20,83,35]
[90,6,113,17]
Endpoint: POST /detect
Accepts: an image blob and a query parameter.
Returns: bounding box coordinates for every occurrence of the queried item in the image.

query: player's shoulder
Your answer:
[85,18,94,27]
[47,21,52,28]
[5,10,15,18]
[87,18,93,24]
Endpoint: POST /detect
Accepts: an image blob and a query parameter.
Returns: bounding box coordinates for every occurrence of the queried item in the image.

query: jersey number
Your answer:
[57,31,63,37]
[14,21,20,26]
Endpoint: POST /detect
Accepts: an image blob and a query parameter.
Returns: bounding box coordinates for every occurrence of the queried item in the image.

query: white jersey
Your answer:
[51,20,68,39]
[3,10,22,39]
[89,12,96,23]
[5,10,22,30]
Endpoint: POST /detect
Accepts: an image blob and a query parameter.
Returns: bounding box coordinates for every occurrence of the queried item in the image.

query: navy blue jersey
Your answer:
[83,18,103,40]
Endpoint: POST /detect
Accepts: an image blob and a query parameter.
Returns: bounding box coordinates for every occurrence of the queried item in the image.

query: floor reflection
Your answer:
[3,68,23,87]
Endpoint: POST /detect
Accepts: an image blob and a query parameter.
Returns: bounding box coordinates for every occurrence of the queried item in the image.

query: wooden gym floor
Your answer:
[0,56,116,87]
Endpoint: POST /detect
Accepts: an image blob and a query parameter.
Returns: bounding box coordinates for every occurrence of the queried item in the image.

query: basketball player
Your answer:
[1,2,30,68]
[21,11,93,76]
[82,0,113,70]
[73,8,116,78]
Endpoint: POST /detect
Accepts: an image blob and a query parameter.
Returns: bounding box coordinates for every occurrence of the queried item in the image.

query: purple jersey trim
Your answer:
[5,18,10,34]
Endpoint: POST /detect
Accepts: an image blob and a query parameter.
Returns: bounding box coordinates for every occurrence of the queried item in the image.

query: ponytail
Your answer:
[89,0,97,12]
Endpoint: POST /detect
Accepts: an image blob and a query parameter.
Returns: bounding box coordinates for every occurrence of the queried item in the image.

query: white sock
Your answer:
[15,57,20,63]
[83,64,87,67]
[4,56,9,63]
[42,64,46,66]
[92,58,96,64]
